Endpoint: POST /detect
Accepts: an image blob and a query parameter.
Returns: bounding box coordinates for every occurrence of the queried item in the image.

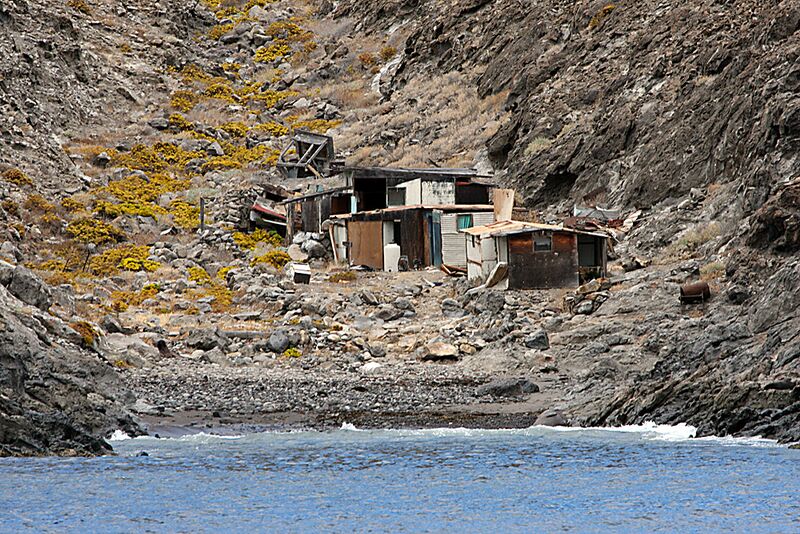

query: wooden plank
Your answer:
[493,188,515,221]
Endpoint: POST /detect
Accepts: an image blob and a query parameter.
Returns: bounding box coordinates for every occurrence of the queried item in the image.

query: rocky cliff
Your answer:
[0,263,138,456]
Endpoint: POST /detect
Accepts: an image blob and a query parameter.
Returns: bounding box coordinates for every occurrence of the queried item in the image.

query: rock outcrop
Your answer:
[0,283,139,456]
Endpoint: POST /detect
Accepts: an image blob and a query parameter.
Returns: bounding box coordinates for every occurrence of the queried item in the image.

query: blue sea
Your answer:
[1,423,799,533]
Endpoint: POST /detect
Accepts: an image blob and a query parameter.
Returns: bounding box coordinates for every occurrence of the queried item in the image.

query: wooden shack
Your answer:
[277,131,343,179]
[463,221,608,289]
[333,204,494,270]
[281,186,353,240]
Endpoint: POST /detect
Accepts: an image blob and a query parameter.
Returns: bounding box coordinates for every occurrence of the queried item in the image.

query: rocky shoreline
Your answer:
[122,358,558,436]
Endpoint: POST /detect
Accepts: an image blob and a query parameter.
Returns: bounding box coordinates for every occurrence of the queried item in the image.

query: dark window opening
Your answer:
[457,214,473,230]
[533,235,552,252]
[392,220,402,245]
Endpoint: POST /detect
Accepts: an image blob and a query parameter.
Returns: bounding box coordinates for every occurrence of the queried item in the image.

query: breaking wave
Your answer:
[108,421,784,448]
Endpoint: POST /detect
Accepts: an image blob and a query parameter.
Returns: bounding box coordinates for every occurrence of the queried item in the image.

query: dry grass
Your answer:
[332,71,509,168]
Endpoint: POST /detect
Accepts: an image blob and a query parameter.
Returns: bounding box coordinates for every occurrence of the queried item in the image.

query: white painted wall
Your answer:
[382,220,395,245]
[332,224,348,264]
[466,235,483,280]
[397,179,422,204]
[473,212,494,227]
[421,180,455,205]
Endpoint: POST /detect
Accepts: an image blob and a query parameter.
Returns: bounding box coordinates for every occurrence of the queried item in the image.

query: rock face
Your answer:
[477,377,539,398]
[337,0,800,210]
[5,266,52,310]
[0,284,139,456]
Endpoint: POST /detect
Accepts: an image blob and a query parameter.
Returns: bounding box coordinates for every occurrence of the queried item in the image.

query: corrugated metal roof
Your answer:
[331,204,494,219]
[461,220,537,236]
[462,220,608,238]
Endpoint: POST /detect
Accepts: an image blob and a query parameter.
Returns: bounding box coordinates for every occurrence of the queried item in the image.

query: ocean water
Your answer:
[1,423,799,533]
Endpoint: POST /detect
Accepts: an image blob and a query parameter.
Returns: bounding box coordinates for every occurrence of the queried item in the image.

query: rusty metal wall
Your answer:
[348,220,384,269]
[507,231,579,289]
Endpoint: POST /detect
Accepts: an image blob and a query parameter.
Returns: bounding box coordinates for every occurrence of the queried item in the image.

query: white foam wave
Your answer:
[109,423,784,449]
[108,430,132,442]
[536,421,698,441]
[108,430,244,443]
[694,435,781,448]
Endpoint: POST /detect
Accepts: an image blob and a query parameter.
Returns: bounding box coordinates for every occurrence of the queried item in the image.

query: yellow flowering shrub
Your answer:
[233,228,283,250]
[110,284,160,312]
[170,199,200,229]
[170,90,201,112]
[188,266,212,284]
[113,143,204,172]
[89,244,158,276]
[219,121,249,137]
[66,218,126,245]
[253,122,290,137]
[254,42,291,63]
[252,250,291,269]
[2,168,33,187]
[169,113,194,131]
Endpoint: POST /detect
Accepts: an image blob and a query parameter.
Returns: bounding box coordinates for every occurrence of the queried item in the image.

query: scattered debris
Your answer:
[286,262,311,284]
[563,278,613,315]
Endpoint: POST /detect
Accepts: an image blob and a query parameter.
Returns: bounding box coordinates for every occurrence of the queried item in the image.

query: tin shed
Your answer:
[463,221,608,289]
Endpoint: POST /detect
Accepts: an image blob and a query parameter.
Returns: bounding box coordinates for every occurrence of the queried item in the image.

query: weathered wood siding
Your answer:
[507,231,578,289]
[399,209,426,268]
[300,198,320,233]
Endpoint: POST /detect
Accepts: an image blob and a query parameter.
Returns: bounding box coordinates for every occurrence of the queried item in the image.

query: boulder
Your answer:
[205,347,232,367]
[101,315,132,334]
[523,329,550,350]
[422,341,459,361]
[7,266,52,310]
[302,239,326,259]
[373,304,402,321]
[441,298,465,318]
[477,377,539,397]
[287,244,308,262]
[268,330,290,353]
[534,409,568,427]
[367,343,387,358]
[0,260,14,286]
[393,297,414,311]
[361,361,382,374]
[574,300,595,315]
[360,289,379,305]
[99,333,159,367]
[185,328,228,351]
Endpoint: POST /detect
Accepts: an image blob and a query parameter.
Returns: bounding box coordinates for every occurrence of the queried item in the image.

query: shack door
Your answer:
[426,210,442,266]
[348,221,383,270]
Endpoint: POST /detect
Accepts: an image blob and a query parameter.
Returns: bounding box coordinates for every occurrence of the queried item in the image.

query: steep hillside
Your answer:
[337,0,800,208]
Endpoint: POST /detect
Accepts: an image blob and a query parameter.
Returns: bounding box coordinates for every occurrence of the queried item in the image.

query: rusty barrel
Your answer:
[680,281,711,303]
